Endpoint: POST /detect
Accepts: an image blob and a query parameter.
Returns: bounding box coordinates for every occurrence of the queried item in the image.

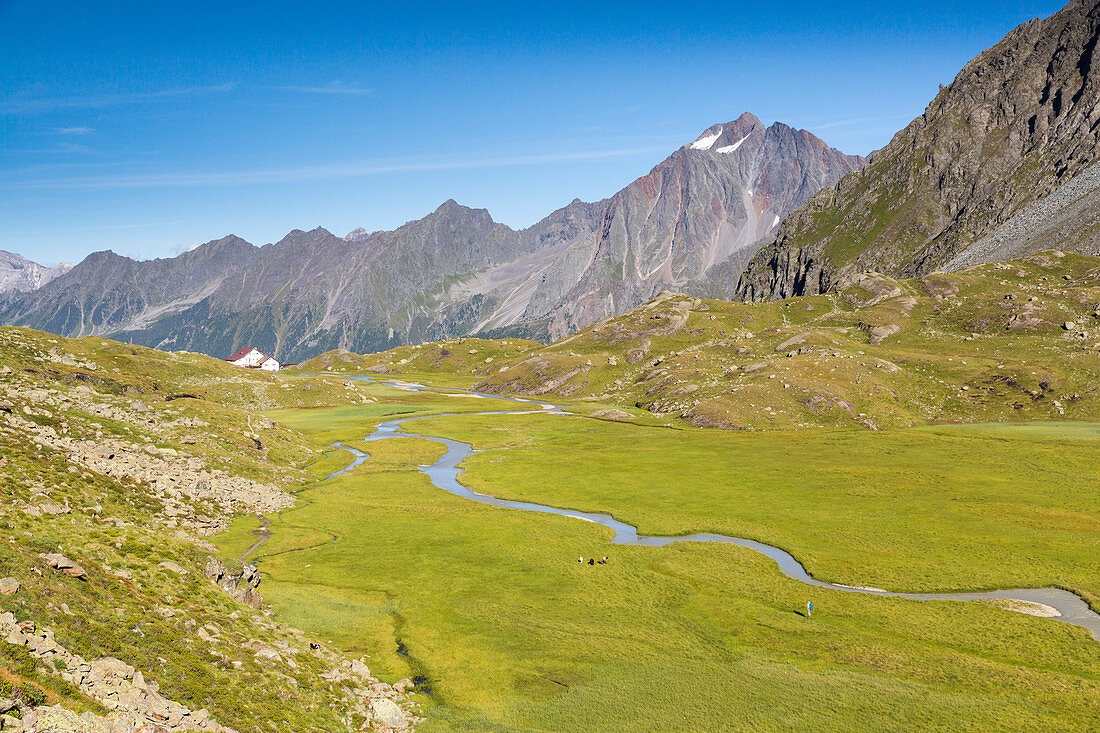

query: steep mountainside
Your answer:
[1,117,861,362]
[738,0,1100,302]
[0,251,71,293]
[527,113,866,337]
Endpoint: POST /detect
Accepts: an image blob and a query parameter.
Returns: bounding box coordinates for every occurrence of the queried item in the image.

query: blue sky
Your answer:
[1,0,1067,264]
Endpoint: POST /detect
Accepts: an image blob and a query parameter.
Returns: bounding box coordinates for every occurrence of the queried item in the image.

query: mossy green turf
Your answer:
[238,396,1100,731]
[411,413,1100,605]
[472,253,1100,431]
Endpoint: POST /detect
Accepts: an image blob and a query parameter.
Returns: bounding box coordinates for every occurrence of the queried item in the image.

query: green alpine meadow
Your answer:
[4,1,1100,730]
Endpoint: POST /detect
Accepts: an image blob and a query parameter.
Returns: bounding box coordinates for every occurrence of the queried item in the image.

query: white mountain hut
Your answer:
[226,347,280,371]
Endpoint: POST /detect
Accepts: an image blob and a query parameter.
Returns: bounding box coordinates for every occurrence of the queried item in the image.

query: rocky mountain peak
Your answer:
[686,112,766,153]
[188,234,254,255]
[737,0,1100,302]
[270,227,339,250]
[412,199,499,232]
[0,251,72,294]
[1,116,864,359]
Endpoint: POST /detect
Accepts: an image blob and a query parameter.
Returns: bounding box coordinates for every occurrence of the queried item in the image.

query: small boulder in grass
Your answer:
[42,553,87,579]
[37,501,70,516]
[0,578,18,595]
[370,698,409,730]
[158,561,188,575]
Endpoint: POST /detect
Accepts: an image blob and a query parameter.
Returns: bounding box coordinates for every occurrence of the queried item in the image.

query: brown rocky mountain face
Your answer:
[518,113,866,337]
[737,0,1100,302]
[0,116,862,361]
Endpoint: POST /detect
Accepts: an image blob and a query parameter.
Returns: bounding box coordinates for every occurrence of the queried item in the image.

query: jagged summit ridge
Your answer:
[1,115,864,360]
[0,250,71,294]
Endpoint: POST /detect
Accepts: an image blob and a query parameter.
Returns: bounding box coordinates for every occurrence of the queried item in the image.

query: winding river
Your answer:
[324,376,1100,641]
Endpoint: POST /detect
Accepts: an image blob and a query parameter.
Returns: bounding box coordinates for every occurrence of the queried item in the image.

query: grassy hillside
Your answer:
[0,327,423,731]
[466,252,1100,430]
[290,338,539,382]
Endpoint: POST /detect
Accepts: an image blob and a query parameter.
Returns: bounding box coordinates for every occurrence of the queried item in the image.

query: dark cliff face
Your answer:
[737,0,1100,302]
[0,116,863,360]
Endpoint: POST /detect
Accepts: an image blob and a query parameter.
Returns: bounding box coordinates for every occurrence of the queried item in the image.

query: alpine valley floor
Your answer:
[219,377,1100,732]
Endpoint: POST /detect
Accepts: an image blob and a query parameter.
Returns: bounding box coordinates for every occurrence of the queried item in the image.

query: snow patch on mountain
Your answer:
[690,130,722,150]
[716,137,748,154]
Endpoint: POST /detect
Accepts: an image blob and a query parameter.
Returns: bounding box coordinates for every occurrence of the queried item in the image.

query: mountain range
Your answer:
[0,114,862,362]
[0,251,71,294]
[7,0,1100,363]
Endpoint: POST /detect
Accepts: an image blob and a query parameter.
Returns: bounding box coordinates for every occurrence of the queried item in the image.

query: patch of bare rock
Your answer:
[1,613,233,732]
[589,409,633,422]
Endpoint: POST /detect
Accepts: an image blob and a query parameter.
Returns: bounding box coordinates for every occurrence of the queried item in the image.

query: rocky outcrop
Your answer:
[738,0,1100,301]
[41,554,87,580]
[202,558,262,609]
[0,613,234,732]
[2,391,292,535]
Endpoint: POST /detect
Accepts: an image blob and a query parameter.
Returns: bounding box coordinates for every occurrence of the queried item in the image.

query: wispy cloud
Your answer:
[52,126,94,135]
[10,141,102,156]
[11,147,665,191]
[171,240,205,255]
[809,114,913,130]
[279,81,371,96]
[3,83,237,115]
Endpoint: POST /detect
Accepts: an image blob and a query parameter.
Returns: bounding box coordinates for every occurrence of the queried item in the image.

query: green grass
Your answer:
[462,253,1100,431]
[409,413,1100,604]
[0,327,434,731]
[291,337,539,378]
[262,382,521,446]
[239,397,1100,731]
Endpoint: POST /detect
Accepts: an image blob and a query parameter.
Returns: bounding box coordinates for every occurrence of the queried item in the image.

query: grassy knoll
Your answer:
[242,401,1100,731]
[291,337,539,378]
[464,252,1100,431]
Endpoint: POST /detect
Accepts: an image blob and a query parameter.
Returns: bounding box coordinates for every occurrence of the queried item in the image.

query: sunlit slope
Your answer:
[291,337,539,378]
[468,251,1100,429]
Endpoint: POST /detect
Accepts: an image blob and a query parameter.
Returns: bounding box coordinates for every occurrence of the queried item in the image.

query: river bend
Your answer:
[324,376,1100,641]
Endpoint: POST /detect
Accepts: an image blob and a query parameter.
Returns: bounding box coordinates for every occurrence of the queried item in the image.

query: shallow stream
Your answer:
[326,376,1100,641]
